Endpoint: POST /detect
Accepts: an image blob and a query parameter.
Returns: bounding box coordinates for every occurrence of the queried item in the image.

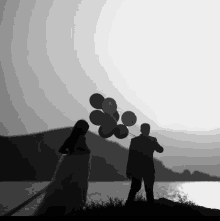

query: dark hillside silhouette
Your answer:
[0,127,220,182]
[0,136,37,181]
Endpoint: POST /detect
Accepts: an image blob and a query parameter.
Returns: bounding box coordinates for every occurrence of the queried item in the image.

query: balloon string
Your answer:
[117,107,124,112]
[129,133,136,138]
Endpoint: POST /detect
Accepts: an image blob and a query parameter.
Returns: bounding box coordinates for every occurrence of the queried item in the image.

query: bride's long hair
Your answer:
[59,119,89,154]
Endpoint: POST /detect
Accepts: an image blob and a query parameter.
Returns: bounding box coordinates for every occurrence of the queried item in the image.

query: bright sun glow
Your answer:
[107,0,220,131]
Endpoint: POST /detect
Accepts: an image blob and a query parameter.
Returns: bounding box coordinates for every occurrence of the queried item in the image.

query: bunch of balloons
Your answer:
[89,93,137,139]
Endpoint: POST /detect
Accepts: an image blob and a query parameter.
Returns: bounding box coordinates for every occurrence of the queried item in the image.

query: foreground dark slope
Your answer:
[0,127,220,182]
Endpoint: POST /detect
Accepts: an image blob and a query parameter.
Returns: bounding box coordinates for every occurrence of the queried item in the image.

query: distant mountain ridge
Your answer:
[0,127,220,182]
[149,129,220,177]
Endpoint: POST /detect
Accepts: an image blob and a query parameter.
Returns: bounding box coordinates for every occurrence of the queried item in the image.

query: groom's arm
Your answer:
[152,138,164,153]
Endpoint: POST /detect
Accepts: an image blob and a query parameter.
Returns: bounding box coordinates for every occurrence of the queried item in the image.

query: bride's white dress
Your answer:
[33,145,91,216]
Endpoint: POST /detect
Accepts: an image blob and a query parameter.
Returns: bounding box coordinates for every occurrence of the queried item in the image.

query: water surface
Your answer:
[0,181,219,216]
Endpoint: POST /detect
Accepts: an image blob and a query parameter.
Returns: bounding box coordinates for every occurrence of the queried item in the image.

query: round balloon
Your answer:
[102,97,117,114]
[98,125,115,138]
[121,111,137,126]
[114,124,129,139]
[89,110,105,126]
[101,113,117,133]
[89,93,105,109]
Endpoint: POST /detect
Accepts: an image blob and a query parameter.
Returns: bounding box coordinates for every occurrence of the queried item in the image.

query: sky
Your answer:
[0,0,220,143]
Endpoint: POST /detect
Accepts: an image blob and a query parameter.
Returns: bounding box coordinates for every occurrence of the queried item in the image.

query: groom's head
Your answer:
[140,123,150,136]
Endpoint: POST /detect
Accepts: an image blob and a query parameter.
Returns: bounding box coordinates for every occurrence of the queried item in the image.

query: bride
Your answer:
[33,119,91,216]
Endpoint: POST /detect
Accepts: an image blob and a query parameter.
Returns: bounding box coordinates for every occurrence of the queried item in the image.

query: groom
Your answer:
[125,123,164,206]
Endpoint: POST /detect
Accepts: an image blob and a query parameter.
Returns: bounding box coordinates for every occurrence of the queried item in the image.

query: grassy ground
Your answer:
[69,193,220,216]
